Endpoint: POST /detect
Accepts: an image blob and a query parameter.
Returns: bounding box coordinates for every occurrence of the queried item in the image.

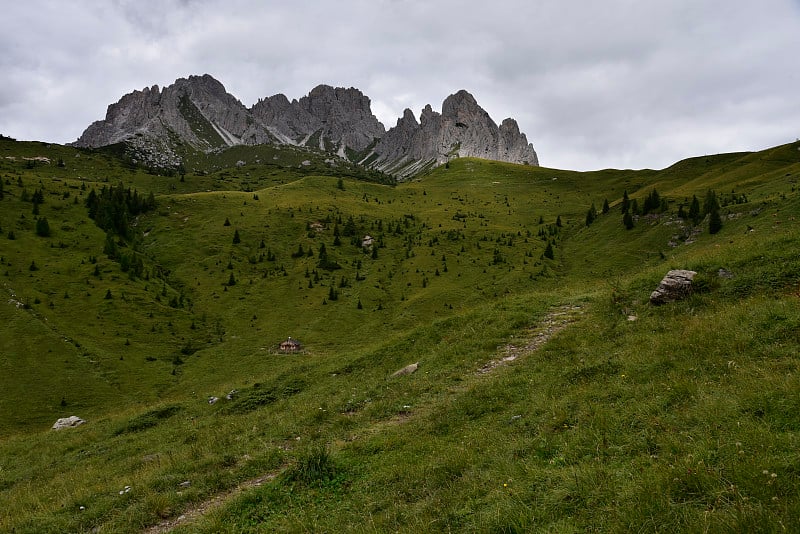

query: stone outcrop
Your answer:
[73,76,538,177]
[251,85,385,153]
[391,362,419,377]
[650,270,697,305]
[368,90,539,178]
[52,415,86,430]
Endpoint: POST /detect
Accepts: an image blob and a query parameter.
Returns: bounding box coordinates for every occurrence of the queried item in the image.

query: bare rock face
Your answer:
[74,74,265,154]
[298,85,385,153]
[251,85,385,154]
[369,89,538,178]
[73,76,539,178]
[250,93,319,144]
[650,270,697,305]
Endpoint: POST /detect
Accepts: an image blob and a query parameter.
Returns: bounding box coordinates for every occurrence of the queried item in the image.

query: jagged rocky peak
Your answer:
[441,89,494,127]
[73,75,539,177]
[296,85,386,153]
[368,89,538,178]
[73,73,258,152]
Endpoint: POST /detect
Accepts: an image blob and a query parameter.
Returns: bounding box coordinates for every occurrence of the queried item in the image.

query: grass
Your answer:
[0,136,799,532]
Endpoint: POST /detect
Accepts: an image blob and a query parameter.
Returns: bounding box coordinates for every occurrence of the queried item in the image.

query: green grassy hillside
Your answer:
[1,137,799,532]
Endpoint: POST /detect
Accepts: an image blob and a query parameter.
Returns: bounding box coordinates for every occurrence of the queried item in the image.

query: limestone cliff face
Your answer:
[73,76,538,177]
[298,85,385,153]
[74,75,264,150]
[369,90,538,177]
[251,85,385,153]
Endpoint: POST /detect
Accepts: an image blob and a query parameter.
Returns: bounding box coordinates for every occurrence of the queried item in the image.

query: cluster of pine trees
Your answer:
[85,184,156,239]
[584,188,722,234]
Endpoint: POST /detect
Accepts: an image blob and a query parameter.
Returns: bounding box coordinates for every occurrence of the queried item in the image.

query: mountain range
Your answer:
[73,74,539,177]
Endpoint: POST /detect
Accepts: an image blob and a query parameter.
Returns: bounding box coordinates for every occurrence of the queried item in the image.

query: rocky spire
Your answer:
[369,89,538,177]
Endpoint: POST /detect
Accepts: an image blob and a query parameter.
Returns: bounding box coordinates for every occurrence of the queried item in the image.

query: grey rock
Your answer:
[391,362,419,377]
[718,268,734,279]
[52,415,85,430]
[650,270,697,305]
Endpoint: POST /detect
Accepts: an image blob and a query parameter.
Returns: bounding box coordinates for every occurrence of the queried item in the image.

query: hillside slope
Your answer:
[0,138,799,532]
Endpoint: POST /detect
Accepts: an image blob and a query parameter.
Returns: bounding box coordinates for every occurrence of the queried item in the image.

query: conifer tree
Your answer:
[35,217,50,237]
[233,229,241,244]
[585,203,598,226]
[623,211,635,230]
[709,206,723,235]
[706,190,722,234]
[602,198,609,214]
[544,241,555,260]
[703,189,720,216]
[689,195,701,225]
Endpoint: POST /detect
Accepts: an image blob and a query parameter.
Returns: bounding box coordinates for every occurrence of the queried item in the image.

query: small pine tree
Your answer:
[233,229,241,244]
[585,203,597,226]
[357,299,363,310]
[337,178,344,191]
[223,217,231,226]
[602,199,610,214]
[621,190,630,213]
[709,205,723,234]
[689,195,701,225]
[543,242,554,260]
[703,189,720,216]
[228,272,236,286]
[623,211,635,230]
[103,233,118,259]
[556,215,562,227]
[104,289,113,299]
[35,217,50,237]
[29,260,38,271]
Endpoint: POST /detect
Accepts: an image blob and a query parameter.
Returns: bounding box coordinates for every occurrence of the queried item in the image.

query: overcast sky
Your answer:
[1,0,798,171]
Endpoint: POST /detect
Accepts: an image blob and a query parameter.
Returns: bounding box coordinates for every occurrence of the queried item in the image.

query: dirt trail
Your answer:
[143,303,584,533]
[143,473,277,534]
[479,304,584,374]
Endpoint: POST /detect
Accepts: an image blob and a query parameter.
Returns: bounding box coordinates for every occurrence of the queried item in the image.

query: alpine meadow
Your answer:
[2,128,800,531]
